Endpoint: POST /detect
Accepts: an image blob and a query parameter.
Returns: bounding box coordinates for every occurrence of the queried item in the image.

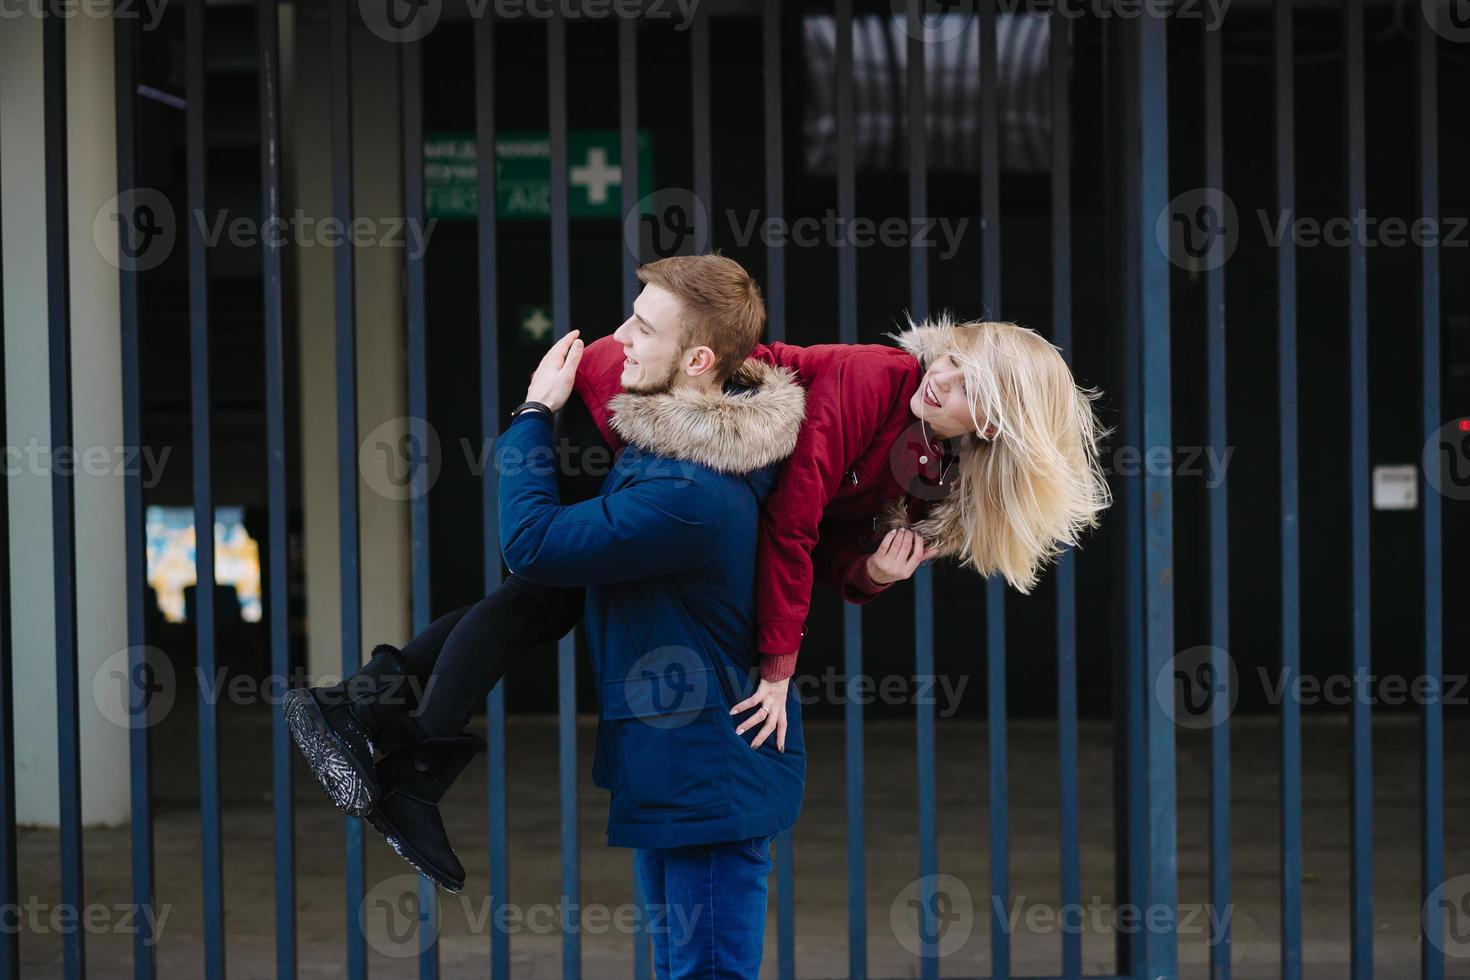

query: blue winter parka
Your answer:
[497,359,808,849]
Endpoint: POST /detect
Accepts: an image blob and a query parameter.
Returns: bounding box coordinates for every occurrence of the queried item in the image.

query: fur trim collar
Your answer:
[607,360,806,475]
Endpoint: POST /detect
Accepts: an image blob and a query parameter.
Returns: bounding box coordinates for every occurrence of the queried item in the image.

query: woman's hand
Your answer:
[866,528,936,585]
[731,677,789,752]
[525,330,584,412]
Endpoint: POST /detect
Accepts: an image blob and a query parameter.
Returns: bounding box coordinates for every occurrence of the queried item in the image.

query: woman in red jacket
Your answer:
[572,311,1113,752]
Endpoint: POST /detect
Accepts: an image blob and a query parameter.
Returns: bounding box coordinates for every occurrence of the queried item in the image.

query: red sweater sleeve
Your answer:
[755,362,891,681]
[811,518,894,604]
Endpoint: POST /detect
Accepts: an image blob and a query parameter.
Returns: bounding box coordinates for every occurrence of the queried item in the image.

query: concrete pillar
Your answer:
[0,13,131,825]
[287,3,412,683]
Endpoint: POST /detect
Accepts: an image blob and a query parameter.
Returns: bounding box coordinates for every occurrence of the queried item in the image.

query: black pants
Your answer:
[394,393,607,737]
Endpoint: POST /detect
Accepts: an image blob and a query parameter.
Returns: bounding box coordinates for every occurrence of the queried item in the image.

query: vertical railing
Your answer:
[0,199,15,980]
[1342,0,1373,974]
[904,4,940,978]
[42,11,87,980]
[1272,3,1303,978]
[833,3,865,979]
[402,29,440,980]
[976,2,1010,975]
[1202,11,1232,980]
[1415,7,1443,980]
[1048,11,1082,980]
[114,3,159,976]
[327,2,368,974]
[546,15,580,980]
[474,8,510,979]
[184,0,228,973]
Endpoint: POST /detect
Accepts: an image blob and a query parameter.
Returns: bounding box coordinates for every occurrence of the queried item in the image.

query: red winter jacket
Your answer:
[574,334,954,682]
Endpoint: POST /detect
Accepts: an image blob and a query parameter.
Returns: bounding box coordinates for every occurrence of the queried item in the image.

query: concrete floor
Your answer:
[11,708,1469,978]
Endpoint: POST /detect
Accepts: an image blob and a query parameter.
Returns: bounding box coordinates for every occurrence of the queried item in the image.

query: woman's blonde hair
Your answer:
[890,314,1113,594]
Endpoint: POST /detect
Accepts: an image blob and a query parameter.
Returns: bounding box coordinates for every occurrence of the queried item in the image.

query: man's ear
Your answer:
[684,346,718,379]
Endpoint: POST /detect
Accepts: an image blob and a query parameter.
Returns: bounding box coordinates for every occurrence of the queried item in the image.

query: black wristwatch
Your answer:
[510,400,553,420]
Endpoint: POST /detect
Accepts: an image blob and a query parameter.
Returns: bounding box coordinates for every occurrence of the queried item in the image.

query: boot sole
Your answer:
[367,808,465,894]
[284,689,377,817]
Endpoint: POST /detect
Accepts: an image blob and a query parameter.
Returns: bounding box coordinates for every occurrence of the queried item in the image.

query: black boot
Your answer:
[367,716,484,893]
[283,644,418,817]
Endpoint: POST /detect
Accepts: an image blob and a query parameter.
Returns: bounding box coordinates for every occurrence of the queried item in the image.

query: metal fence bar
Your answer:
[401,34,441,980]
[833,3,864,978]
[547,15,580,979]
[327,1,367,973]
[905,4,938,978]
[1047,12,1081,980]
[1201,14,1231,980]
[256,0,294,974]
[113,5,158,976]
[763,0,785,345]
[0,232,15,980]
[185,1,227,973]
[691,4,711,249]
[1136,11,1177,978]
[1271,3,1302,977]
[976,2,1009,974]
[1415,9,1443,980]
[1342,0,1373,974]
[473,10,511,979]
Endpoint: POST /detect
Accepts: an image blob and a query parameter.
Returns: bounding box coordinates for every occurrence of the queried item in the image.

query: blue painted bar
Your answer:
[1202,15,1232,980]
[691,4,711,249]
[256,0,294,974]
[184,2,227,973]
[632,852,651,979]
[326,1,367,973]
[1048,14,1080,979]
[1136,12,1177,978]
[1107,17,1145,976]
[547,15,581,979]
[763,0,785,344]
[1272,4,1302,977]
[976,1,1009,973]
[0,311,16,980]
[401,35,441,980]
[833,4,864,977]
[1416,10,1443,980]
[1342,1,1373,975]
[905,4,937,977]
[473,9,511,978]
[620,17,639,307]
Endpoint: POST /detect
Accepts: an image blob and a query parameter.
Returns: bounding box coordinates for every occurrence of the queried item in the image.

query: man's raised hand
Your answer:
[525,330,585,412]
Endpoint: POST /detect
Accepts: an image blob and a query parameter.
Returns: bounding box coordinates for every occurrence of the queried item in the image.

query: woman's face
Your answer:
[909,354,996,440]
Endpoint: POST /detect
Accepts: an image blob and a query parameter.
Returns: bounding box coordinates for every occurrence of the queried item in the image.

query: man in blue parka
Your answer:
[496,256,807,978]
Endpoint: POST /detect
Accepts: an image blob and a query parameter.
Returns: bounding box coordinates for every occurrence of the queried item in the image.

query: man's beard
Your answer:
[623,357,681,396]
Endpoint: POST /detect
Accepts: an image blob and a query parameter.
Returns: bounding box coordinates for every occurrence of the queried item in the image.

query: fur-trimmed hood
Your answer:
[888,311,967,369]
[607,359,806,475]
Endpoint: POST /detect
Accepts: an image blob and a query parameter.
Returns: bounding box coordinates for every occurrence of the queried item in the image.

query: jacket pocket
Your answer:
[603,661,730,812]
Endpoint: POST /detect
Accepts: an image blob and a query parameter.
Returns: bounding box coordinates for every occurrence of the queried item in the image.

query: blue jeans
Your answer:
[634,834,776,978]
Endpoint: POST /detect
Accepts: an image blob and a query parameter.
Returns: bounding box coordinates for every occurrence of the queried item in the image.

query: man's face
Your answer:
[612,285,695,394]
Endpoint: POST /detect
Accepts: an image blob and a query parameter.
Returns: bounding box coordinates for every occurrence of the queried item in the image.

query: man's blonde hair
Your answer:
[637,254,765,382]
